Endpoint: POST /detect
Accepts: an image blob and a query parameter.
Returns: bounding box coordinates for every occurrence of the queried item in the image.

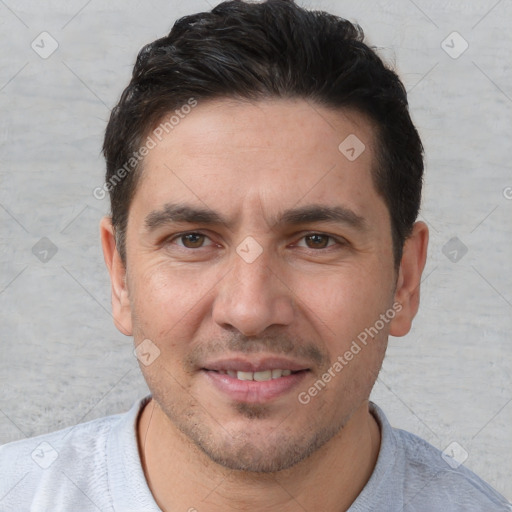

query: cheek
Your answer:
[295,265,393,342]
[129,259,219,338]
[304,272,391,405]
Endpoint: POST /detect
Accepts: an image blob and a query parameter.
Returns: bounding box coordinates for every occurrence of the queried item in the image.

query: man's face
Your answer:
[117,98,401,472]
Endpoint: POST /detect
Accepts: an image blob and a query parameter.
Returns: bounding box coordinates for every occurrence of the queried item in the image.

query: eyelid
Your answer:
[293,232,344,249]
[166,231,216,248]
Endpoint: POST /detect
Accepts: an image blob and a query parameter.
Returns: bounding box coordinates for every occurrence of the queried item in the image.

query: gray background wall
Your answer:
[0,0,511,501]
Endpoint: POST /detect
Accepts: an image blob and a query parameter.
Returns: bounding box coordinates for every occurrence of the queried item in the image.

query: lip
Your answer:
[203,368,310,402]
[201,356,311,373]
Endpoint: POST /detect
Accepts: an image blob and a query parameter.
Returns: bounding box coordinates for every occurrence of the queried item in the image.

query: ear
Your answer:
[389,221,429,337]
[100,217,133,336]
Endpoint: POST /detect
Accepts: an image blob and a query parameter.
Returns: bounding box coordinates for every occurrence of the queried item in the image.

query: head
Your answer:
[101,0,428,472]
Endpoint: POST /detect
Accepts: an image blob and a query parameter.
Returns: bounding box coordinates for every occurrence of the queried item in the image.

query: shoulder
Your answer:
[364,403,511,512]
[392,424,511,511]
[0,410,124,511]
[0,410,119,463]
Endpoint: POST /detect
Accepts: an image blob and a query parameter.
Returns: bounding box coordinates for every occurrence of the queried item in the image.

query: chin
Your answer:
[189,418,345,474]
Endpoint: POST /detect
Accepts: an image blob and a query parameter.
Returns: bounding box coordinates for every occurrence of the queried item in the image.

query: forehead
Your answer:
[132,98,386,230]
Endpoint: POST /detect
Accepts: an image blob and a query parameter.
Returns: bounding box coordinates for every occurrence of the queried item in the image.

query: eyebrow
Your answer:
[144,203,367,232]
[280,204,367,231]
[145,204,224,230]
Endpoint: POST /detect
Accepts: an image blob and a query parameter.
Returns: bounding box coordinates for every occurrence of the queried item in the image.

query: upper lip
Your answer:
[202,356,311,373]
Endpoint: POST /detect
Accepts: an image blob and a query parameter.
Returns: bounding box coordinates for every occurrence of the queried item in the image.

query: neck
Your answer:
[137,398,380,512]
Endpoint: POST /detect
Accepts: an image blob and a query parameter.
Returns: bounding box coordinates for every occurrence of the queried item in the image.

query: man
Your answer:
[0,1,510,510]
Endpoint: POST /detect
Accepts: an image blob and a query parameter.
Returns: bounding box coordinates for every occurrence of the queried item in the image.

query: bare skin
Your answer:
[101,98,428,511]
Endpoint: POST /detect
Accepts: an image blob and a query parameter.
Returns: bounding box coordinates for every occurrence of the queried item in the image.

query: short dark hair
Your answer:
[103,0,423,266]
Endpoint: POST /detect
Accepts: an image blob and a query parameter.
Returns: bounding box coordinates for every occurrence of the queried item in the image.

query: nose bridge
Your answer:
[212,242,295,336]
[232,244,274,295]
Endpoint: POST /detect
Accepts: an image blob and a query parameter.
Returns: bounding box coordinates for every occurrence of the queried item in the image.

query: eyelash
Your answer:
[166,231,345,251]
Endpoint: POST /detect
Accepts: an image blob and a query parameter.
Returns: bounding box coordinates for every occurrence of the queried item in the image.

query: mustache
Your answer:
[185,331,329,369]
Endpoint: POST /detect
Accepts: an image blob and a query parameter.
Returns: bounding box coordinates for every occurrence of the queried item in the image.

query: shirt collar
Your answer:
[108,395,162,512]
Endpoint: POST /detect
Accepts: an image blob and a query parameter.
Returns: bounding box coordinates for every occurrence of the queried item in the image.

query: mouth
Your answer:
[200,358,311,403]
[209,368,302,381]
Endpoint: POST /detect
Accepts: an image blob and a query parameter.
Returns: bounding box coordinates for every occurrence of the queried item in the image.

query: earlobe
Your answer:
[389,221,429,337]
[99,217,133,336]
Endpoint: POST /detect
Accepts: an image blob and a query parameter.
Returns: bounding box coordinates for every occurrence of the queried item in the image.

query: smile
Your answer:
[202,368,310,403]
[214,369,294,381]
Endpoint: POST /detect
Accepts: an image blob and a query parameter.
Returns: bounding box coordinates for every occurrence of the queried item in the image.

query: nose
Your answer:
[212,246,295,337]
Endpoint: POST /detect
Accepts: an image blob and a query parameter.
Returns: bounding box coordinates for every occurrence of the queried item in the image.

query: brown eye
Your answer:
[303,234,333,249]
[177,233,207,248]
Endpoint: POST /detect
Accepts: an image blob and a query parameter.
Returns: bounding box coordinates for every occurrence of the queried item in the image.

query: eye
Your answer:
[296,233,339,249]
[172,232,214,249]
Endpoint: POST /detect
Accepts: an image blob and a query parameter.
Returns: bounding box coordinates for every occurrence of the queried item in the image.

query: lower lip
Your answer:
[202,370,309,403]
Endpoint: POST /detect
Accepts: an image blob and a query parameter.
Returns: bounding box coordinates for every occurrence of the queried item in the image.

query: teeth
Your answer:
[222,369,295,381]
[254,370,272,381]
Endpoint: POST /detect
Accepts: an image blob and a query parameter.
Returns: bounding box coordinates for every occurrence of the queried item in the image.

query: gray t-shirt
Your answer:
[0,395,510,511]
